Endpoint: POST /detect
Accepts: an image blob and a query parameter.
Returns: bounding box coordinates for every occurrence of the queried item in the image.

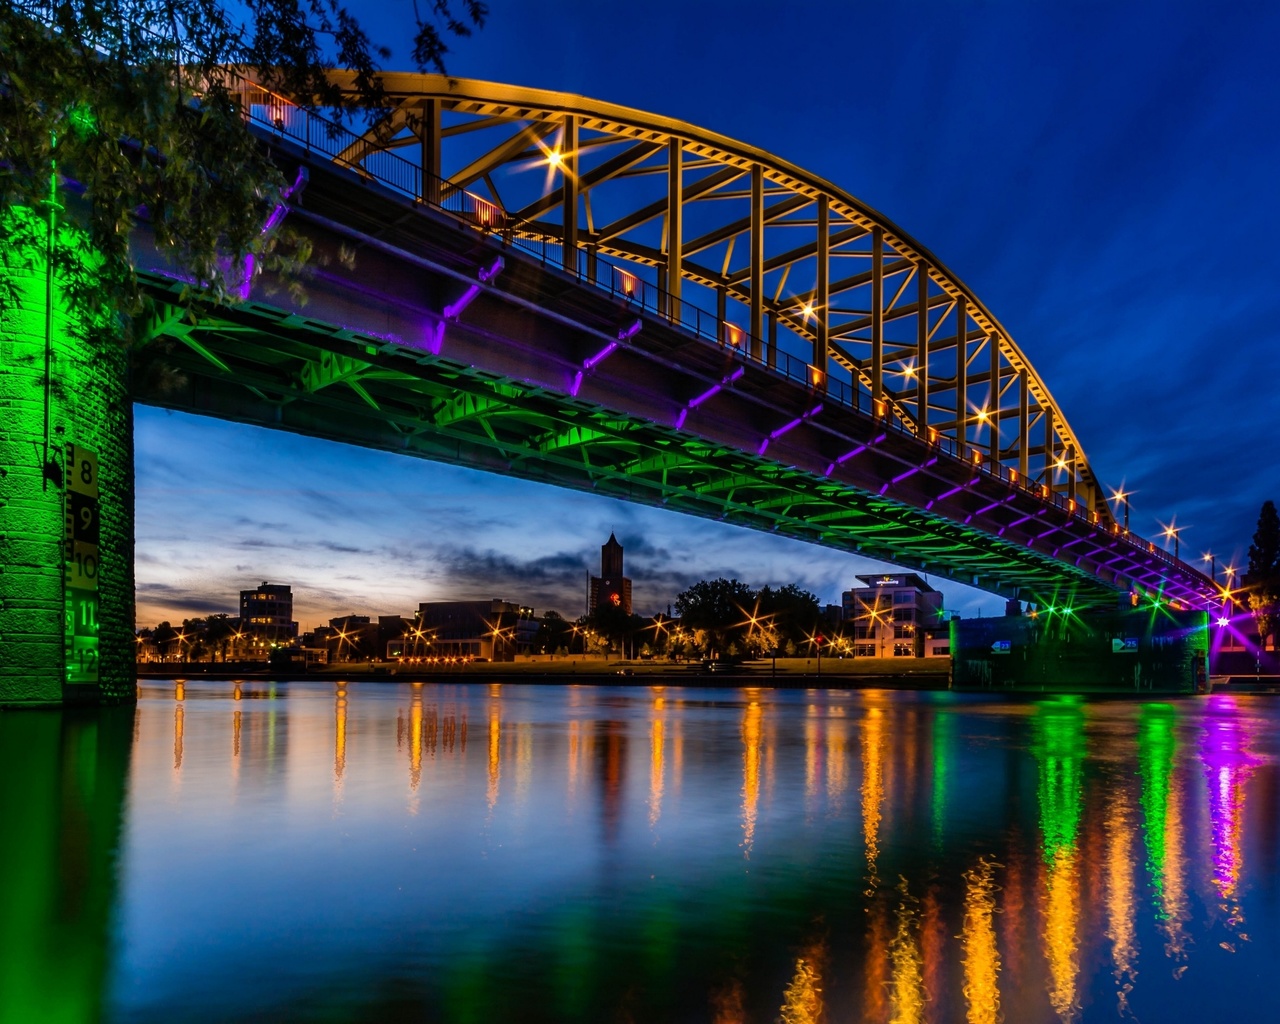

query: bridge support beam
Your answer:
[915,260,928,434]
[988,333,1000,464]
[561,114,578,274]
[666,138,682,319]
[871,227,883,411]
[0,209,134,706]
[1018,368,1029,479]
[417,98,442,206]
[749,164,764,361]
[955,296,967,451]
[815,197,829,389]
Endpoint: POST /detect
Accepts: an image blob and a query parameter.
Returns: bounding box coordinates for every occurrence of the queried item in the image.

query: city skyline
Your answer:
[136,1,1280,627]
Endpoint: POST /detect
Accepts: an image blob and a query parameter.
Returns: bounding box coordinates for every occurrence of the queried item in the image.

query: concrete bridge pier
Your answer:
[950,606,1210,694]
[1,210,135,706]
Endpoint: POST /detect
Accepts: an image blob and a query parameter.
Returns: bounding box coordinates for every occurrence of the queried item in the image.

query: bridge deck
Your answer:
[132,137,1210,611]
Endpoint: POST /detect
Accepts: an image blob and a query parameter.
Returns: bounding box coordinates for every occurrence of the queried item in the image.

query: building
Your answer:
[589,533,633,615]
[239,582,298,642]
[842,573,948,658]
[315,614,376,661]
[414,600,536,662]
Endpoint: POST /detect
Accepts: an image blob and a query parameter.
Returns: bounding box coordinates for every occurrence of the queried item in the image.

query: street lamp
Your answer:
[1109,486,1132,532]
[1201,552,1218,613]
[1159,521,1183,561]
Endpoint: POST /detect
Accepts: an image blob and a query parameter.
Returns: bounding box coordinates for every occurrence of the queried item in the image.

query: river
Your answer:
[2,681,1277,1022]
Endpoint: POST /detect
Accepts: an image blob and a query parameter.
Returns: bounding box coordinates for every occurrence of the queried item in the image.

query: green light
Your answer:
[1,207,131,706]
[66,102,96,139]
[1034,700,1085,868]
[1138,703,1177,908]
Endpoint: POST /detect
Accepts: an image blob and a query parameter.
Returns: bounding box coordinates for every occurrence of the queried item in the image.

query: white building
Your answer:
[842,573,949,658]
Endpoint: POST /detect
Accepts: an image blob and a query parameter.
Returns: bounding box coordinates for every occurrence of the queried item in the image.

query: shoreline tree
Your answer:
[1244,499,1280,653]
[675,578,822,661]
[2,0,487,322]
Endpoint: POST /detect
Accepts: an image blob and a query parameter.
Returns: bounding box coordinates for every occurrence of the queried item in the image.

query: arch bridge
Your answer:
[135,72,1212,612]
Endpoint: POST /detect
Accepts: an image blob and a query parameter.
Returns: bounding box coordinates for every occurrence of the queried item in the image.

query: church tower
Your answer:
[589,533,633,615]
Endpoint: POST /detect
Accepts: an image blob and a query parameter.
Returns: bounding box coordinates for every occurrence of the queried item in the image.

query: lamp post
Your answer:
[1160,522,1182,561]
[1110,487,1132,532]
[1202,552,1217,614]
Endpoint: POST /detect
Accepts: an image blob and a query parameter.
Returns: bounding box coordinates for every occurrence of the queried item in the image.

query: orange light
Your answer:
[618,269,637,297]
[470,196,501,228]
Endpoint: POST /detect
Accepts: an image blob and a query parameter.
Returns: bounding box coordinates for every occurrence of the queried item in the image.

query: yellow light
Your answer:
[547,148,562,169]
[1056,457,1066,469]
[800,302,815,320]
[976,408,988,421]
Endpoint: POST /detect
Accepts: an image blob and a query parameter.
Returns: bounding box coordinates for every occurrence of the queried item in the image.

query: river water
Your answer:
[3,681,1279,1023]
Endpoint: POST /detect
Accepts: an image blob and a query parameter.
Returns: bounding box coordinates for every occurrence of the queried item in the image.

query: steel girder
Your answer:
[229,71,1112,523]
[130,148,1209,612]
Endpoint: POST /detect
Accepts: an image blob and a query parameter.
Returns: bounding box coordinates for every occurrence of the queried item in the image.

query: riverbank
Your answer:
[137,656,952,688]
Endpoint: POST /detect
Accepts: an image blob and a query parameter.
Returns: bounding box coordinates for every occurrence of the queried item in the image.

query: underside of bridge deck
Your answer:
[131,151,1203,611]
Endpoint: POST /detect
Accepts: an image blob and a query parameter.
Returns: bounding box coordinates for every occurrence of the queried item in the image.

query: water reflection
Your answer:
[741,695,762,855]
[13,684,1280,1022]
[1034,700,1085,1022]
[0,706,133,1024]
[961,858,1001,1024]
[779,941,825,1024]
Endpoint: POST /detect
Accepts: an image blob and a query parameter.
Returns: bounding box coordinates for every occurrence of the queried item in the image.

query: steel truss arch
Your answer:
[299,72,1109,524]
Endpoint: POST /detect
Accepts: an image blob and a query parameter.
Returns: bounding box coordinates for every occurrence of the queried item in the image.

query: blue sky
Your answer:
[135,1,1280,629]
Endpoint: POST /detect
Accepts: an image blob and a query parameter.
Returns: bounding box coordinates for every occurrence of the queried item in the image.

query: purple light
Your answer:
[443,283,481,320]
[571,339,622,396]
[930,482,968,505]
[617,319,642,341]
[758,404,823,455]
[824,431,886,477]
[583,340,619,371]
[437,256,506,348]
[676,367,745,430]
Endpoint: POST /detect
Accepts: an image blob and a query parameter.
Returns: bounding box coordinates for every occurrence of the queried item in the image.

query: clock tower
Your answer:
[589,533,633,615]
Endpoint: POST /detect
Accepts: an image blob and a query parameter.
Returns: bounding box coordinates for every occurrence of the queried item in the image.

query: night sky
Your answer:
[135,1,1280,630]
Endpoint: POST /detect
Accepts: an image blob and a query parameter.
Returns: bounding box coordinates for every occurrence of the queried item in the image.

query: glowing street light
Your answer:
[1108,485,1133,532]
[1159,520,1184,561]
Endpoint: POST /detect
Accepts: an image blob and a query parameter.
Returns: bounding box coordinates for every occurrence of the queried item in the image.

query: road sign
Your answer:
[991,640,1012,654]
[1112,637,1140,654]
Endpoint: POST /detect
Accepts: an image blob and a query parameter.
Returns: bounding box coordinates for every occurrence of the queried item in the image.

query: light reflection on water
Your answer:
[9,683,1280,1022]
